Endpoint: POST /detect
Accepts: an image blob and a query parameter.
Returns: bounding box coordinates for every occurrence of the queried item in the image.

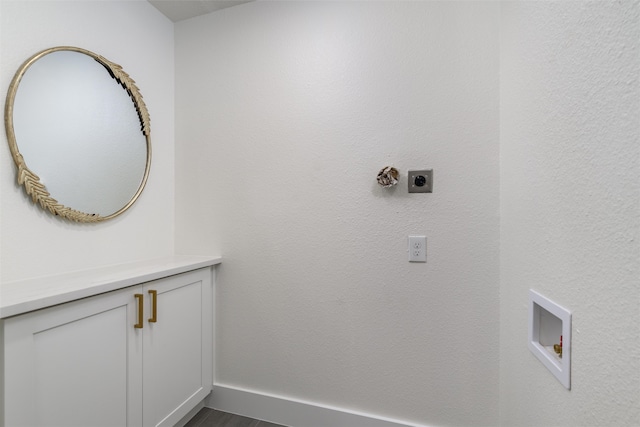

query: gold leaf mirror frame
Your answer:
[4,46,151,223]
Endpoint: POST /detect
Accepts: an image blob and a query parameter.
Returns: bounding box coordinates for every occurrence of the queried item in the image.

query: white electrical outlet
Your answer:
[408,236,426,262]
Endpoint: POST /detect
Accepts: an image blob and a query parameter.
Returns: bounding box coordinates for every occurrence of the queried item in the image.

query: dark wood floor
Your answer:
[185,408,287,427]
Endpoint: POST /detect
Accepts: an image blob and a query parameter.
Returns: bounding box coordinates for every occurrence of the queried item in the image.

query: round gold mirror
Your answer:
[4,46,151,222]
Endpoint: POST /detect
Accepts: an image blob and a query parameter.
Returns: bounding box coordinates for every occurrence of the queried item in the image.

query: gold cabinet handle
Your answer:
[148,290,157,323]
[134,294,144,329]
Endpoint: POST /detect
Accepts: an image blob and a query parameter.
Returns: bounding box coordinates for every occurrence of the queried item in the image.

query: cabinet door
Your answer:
[3,286,143,427]
[142,268,212,427]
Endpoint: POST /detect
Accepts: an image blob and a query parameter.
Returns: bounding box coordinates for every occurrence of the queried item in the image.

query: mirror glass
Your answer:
[5,47,151,222]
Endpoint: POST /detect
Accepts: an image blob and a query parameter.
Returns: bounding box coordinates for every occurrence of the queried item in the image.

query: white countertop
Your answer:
[0,255,222,319]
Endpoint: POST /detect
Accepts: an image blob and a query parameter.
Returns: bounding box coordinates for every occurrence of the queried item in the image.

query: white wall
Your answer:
[3,1,636,426]
[500,2,640,426]
[0,0,175,282]
[175,2,500,426]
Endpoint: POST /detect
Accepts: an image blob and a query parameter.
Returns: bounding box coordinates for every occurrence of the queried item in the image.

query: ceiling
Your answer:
[148,0,253,22]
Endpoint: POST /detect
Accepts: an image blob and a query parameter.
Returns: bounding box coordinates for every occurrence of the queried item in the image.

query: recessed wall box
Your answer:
[528,289,571,389]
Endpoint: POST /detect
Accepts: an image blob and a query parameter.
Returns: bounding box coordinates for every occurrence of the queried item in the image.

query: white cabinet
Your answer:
[2,267,213,427]
[141,268,213,427]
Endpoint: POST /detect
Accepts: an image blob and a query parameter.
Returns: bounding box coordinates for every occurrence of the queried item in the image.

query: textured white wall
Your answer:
[175,2,500,425]
[4,2,634,425]
[500,2,640,426]
[0,0,175,282]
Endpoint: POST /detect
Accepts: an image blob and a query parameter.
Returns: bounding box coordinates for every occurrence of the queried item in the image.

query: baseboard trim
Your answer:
[206,384,427,427]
